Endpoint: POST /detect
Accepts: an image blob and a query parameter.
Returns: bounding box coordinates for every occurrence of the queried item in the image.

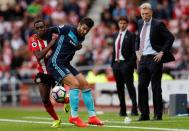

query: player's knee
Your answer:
[82,81,89,88]
[71,80,80,88]
[78,80,88,88]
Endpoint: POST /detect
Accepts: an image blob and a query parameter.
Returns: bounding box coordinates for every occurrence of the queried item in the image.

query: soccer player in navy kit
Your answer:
[47,17,103,127]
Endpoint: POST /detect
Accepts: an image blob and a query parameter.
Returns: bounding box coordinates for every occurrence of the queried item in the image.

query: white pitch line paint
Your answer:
[23,116,52,120]
[23,116,189,124]
[104,119,189,124]
[0,118,189,131]
[0,118,72,125]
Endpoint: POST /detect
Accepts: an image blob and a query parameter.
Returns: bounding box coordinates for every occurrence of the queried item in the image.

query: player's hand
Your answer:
[76,44,82,50]
[45,49,52,58]
[136,51,141,61]
[52,33,59,40]
[153,51,164,62]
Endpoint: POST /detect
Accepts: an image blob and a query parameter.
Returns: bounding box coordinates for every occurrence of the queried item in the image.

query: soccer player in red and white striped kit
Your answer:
[28,19,69,128]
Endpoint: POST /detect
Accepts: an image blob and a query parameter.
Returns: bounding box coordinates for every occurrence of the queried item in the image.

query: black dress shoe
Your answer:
[138,115,150,121]
[152,115,162,121]
[131,110,139,116]
[119,112,127,117]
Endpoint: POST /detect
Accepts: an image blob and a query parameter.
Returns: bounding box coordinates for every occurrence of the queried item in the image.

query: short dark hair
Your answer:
[118,16,129,23]
[34,19,45,27]
[79,17,94,29]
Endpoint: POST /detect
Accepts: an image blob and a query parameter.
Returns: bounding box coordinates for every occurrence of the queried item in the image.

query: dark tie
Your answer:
[116,33,122,62]
[140,23,148,52]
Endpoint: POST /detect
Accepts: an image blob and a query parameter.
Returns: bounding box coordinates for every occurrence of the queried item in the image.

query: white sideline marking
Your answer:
[24,116,189,124]
[23,116,51,120]
[0,118,189,131]
[0,118,72,125]
[104,119,189,124]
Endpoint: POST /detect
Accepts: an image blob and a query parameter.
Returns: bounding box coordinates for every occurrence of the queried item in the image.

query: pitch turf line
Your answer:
[23,116,189,124]
[0,118,189,131]
[23,116,52,120]
[104,119,189,124]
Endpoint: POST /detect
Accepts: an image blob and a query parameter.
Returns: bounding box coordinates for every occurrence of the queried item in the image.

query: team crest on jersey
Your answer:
[32,42,37,47]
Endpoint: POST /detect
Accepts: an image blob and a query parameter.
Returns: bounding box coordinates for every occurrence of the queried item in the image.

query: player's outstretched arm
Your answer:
[33,34,58,61]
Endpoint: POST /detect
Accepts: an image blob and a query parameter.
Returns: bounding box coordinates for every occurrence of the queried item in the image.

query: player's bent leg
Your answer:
[62,75,80,117]
[62,75,87,127]
[42,99,61,127]
[62,74,80,88]
[39,83,61,127]
[39,84,59,120]
[42,99,59,120]
[82,89,104,125]
[75,73,89,89]
[76,74,104,125]
[82,89,96,116]
[69,89,87,127]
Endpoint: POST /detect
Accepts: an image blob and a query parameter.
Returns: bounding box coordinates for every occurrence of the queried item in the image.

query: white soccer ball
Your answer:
[51,85,66,103]
[124,116,132,124]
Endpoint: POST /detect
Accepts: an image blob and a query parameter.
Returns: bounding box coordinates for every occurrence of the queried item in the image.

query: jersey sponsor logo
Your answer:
[32,42,37,47]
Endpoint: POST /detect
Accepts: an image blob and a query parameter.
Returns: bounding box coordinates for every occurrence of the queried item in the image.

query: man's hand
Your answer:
[52,33,59,40]
[136,51,141,70]
[136,51,142,61]
[45,49,52,58]
[76,44,82,50]
[153,51,164,62]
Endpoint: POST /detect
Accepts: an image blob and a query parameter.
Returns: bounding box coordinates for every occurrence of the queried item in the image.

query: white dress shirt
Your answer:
[140,18,157,55]
[115,29,127,61]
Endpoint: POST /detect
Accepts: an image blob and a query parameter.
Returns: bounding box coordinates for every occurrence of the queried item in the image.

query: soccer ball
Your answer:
[124,116,131,124]
[51,85,66,103]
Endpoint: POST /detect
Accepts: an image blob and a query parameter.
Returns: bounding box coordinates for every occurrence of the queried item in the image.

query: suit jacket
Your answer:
[111,30,136,67]
[135,18,175,63]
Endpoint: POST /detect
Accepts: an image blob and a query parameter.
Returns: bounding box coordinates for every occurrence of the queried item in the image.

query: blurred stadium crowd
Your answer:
[0,0,92,81]
[0,0,188,84]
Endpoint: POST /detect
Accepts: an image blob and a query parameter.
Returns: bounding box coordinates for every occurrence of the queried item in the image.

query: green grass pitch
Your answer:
[0,107,189,131]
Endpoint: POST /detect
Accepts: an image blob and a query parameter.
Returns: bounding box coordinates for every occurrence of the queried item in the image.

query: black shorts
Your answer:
[34,73,55,87]
[47,63,80,83]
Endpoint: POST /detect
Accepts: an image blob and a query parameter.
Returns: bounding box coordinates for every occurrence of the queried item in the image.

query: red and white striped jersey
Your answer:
[28,34,49,74]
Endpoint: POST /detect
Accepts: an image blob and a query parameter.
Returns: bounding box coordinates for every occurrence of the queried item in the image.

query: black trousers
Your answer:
[138,55,163,117]
[112,61,137,115]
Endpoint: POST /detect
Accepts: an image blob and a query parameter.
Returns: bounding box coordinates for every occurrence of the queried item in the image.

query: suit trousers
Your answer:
[112,61,137,115]
[138,55,163,117]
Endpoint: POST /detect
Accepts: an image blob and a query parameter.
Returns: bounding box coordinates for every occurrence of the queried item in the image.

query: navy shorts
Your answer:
[47,63,79,82]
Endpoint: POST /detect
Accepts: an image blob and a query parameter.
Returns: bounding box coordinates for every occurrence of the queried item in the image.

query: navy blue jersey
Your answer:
[48,25,84,64]
[47,25,85,82]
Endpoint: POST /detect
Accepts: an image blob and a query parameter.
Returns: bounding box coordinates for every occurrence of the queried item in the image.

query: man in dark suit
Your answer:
[135,3,175,121]
[111,16,138,117]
